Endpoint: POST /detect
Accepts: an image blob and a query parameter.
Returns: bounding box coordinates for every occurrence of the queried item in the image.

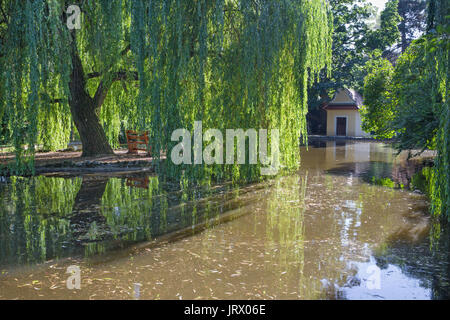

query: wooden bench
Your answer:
[126,177,150,189]
[126,130,151,155]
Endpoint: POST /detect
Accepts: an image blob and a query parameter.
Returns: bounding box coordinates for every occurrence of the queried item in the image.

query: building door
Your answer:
[336,117,347,136]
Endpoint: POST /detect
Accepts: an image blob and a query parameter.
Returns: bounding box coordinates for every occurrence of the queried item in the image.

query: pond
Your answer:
[0,141,449,299]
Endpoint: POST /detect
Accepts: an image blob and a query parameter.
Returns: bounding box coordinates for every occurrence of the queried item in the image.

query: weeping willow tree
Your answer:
[0,0,332,178]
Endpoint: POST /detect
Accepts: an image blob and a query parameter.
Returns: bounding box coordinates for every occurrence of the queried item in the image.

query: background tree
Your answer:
[360,0,449,219]
[365,0,402,53]
[326,0,375,90]
[360,56,395,138]
[307,0,400,134]
[379,0,427,62]
[397,0,427,53]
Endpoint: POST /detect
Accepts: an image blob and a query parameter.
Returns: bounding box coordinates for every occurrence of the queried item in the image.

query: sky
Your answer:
[369,0,388,10]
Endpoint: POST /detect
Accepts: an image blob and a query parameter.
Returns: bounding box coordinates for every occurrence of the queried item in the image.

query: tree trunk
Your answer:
[400,20,407,53]
[70,99,114,157]
[68,40,114,157]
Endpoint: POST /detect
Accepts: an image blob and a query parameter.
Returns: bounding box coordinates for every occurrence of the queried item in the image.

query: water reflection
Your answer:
[0,141,449,299]
[306,140,424,189]
[0,176,81,267]
[0,175,254,267]
[305,140,393,176]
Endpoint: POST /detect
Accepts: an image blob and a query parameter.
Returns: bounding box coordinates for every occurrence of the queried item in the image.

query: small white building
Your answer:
[323,88,370,137]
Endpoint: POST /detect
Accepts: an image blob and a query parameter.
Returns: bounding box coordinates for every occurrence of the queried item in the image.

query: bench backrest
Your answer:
[126,130,149,143]
[126,130,150,153]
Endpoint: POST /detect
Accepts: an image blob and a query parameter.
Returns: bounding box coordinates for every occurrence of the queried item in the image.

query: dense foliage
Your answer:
[360,57,395,138]
[396,0,427,54]
[0,0,332,182]
[307,0,428,128]
[306,0,402,133]
[361,0,449,219]
[365,0,402,53]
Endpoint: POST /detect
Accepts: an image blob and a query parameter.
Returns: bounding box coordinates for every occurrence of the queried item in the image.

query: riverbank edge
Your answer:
[0,149,158,178]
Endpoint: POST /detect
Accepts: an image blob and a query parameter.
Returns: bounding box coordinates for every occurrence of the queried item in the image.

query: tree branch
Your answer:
[0,2,8,24]
[87,72,102,79]
[88,41,133,111]
[88,70,138,81]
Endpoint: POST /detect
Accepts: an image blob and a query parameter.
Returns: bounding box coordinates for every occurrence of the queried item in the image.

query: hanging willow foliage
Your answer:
[1,0,72,174]
[1,0,332,181]
[128,0,332,183]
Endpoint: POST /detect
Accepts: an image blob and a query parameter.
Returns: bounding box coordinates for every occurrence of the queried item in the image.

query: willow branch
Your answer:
[93,71,139,110]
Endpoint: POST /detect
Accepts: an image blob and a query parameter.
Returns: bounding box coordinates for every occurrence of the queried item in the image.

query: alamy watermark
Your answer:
[170,121,280,175]
[66,5,81,30]
[366,265,381,290]
[64,5,280,175]
[66,265,81,290]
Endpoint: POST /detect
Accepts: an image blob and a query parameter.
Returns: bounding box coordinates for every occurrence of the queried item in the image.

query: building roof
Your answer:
[322,88,363,110]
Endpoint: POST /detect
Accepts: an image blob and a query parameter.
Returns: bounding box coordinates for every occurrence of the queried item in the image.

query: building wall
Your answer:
[326,109,370,137]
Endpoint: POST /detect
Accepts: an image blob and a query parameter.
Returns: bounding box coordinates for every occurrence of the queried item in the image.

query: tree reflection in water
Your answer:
[0,141,449,299]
